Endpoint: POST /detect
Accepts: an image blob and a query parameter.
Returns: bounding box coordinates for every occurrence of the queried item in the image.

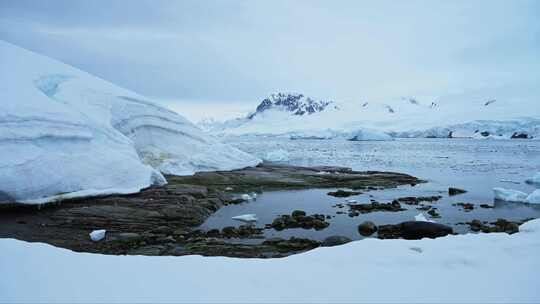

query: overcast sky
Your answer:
[1,0,539,116]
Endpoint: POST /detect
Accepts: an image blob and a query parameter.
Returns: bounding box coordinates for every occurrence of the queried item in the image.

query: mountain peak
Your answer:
[248,92,335,119]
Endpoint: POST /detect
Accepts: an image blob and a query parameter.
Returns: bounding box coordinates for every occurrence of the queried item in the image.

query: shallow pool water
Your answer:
[200,138,540,241]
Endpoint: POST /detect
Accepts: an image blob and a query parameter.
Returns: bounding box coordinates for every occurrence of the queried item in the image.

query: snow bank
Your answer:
[0,41,260,204]
[526,173,540,186]
[1,219,540,303]
[264,149,290,162]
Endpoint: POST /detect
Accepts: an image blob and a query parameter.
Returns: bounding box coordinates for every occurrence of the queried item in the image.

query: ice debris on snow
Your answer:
[89,230,106,242]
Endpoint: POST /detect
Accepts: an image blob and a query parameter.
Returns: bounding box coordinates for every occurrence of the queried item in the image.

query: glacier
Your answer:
[0,41,260,204]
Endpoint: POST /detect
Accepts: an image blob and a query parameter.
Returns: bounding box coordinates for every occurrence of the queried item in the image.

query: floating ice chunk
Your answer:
[500,179,520,185]
[225,187,233,191]
[89,230,106,242]
[232,214,258,223]
[526,189,540,204]
[264,149,290,162]
[250,192,258,200]
[241,194,252,200]
[525,173,540,186]
[493,187,528,203]
[346,199,357,203]
[415,213,435,223]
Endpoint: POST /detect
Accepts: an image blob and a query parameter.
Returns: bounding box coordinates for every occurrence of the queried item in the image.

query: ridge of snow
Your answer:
[1,218,540,302]
[0,40,260,204]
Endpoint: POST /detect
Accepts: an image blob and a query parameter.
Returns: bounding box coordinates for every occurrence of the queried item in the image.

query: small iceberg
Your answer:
[527,189,540,204]
[240,193,257,201]
[415,213,435,223]
[525,173,540,186]
[232,214,258,224]
[493,187,540,204]
[89,229,106,242]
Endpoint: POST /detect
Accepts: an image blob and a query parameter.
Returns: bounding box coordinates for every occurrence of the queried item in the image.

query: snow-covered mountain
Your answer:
[247,93,337,119]
[0,40,260,204]
[199,92,540,140]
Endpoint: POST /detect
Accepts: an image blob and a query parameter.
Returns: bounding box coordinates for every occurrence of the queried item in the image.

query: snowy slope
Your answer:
[0,41,259,204]
[1,219,540,303]
[200,93,540,139]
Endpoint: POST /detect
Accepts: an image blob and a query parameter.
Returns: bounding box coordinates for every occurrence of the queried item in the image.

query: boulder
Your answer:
[399,221,453,240]
[358,221,377,236]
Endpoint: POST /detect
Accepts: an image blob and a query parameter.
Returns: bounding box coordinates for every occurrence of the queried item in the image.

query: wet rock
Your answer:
[268,237,320,252]
[221,226,238,238]
[467,218,522,234]
[267,212,330,231]
[479,204,494,209]
[453,202,474,211]
[394,196,442,205]
[322,235,352,247]
[128,245,166,256]
[206,229,221,238]
[511,132,529,139]
[113,232,142,242]
[327,190,362,197]
[292,210,307,218]
[379,221,453,240]
[427,209,441,218]
[358,221,378,236]
[349,201,405,213]
[449,187,467,196]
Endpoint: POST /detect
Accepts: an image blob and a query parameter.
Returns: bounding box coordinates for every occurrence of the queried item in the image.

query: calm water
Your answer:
[201,138,540,241]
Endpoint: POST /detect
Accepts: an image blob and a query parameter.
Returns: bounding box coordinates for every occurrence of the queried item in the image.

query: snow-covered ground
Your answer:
[1,219,539,303]
[0,41,259,204]
[198,93,540,139]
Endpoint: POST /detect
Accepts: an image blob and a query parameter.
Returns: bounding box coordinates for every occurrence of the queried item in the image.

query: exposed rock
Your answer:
[267,212,330,231]
[327,190,362,197]
[449,187,467,196]
[393,196,442,205]
[511,132,529,139]
[467,218,524,234]
[427,209,441,218]
[321,236,352,247]
[358,221,378,236]
[292,210,307,218]
[479,204,494,209]
[453,202,474,211]
[348,201,405,214]
[378,221,453,240]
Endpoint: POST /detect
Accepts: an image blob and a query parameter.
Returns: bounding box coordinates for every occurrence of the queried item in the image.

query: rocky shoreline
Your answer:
[0,163,422,258]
